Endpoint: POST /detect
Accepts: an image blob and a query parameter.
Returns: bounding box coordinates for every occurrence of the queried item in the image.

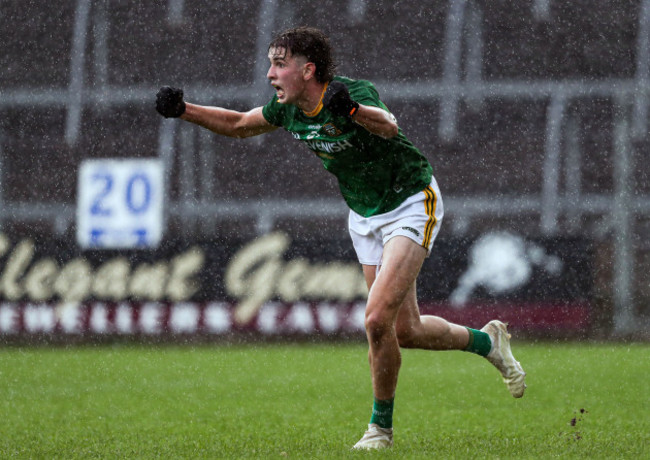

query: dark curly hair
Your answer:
[268,26,337,83]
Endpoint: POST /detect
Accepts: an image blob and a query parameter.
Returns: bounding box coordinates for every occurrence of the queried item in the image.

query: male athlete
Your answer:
[155,26,526,450]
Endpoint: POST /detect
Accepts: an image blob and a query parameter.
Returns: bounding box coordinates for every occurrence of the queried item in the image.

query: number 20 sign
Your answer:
[77,159,164,249]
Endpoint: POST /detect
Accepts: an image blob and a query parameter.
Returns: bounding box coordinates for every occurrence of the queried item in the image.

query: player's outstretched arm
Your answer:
[323,81,398,139]
[155,86,277,138]
[182,104,276,138]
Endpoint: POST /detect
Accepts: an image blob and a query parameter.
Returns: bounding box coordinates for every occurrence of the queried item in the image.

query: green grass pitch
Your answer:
[0,341,648,458]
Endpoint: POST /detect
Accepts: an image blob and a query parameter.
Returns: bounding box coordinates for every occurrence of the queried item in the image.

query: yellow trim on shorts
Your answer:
[422,185,438,249]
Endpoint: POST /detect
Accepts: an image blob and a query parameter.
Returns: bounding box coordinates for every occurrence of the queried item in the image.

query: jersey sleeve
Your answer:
[262,96,286,127]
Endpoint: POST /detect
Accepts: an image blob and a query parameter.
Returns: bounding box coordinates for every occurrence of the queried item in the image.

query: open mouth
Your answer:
[272,84,285,99]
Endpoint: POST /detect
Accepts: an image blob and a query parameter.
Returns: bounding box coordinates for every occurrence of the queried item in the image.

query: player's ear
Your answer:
[303,62,316,80]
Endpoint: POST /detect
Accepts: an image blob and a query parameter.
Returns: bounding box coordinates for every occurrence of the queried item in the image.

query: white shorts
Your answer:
[348,176,444,266]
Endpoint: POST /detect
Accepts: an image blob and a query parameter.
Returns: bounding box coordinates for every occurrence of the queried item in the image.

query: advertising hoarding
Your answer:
[0,231,592,339]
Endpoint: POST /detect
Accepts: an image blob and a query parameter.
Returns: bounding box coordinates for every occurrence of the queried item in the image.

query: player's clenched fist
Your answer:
[156,86,186,118]
[323,81,359,119]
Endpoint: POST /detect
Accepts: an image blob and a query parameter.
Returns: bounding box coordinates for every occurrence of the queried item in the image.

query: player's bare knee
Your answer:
[364,310,394,342]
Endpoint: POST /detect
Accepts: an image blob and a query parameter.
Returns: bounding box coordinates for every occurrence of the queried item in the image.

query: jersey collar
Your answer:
[302,82,329,118]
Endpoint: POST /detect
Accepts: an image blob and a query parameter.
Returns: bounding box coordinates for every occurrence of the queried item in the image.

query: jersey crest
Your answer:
[321,123,342,136]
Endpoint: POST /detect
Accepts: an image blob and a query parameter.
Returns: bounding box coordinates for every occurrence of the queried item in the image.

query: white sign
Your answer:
[77,159,164,249]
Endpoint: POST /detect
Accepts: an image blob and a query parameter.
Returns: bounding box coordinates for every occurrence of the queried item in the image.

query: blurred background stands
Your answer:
[0,0,648,335]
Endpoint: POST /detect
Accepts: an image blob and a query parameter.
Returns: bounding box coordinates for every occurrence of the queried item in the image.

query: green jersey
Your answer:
[262,76,433,217]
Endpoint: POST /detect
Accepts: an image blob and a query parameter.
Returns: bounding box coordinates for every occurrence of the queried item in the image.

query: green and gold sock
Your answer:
[464,327,492,357]
[369,398,394,429]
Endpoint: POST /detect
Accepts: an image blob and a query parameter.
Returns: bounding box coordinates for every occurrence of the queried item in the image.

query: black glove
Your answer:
[322,81,359,119]
[156,86,186,118]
